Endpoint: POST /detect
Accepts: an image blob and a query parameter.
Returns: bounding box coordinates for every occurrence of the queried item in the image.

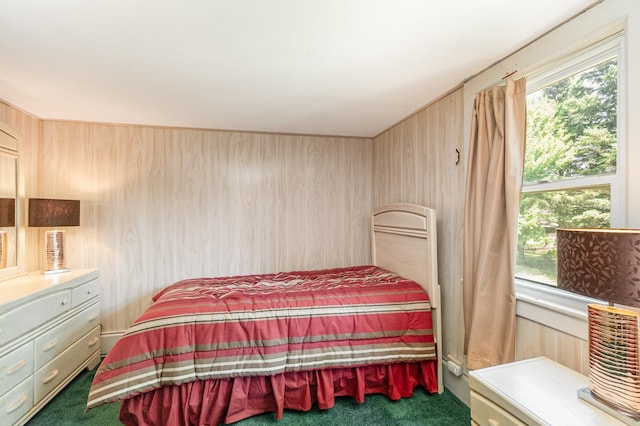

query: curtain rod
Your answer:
[502,70,518,80]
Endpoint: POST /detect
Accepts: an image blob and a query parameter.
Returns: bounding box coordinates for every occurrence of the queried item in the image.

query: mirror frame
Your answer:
[0,122,25,281]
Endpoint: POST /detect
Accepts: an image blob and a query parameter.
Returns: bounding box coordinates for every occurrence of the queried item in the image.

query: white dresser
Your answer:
[469,357,625,425]
[0,269,101,426]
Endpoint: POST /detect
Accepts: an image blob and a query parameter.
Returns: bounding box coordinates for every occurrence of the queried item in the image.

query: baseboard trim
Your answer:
[442,361,469,406]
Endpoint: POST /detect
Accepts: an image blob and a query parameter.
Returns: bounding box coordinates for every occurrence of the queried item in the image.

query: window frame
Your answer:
[515,32,627,328]
[517,33,626,284]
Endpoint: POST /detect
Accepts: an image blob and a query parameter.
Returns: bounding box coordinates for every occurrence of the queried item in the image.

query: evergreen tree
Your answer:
[517,58,617,282]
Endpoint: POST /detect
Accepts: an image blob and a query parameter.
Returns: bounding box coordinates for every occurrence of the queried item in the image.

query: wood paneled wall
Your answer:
[372,89,465,367]
[1,102,373,332]
[52,124,373,331]
[515,317,589,375]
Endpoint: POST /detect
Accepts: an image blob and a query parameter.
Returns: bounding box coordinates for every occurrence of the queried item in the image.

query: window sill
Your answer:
[515,279,604,340]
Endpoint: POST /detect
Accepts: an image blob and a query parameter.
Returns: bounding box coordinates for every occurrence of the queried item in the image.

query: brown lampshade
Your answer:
[0,198,15,227]
[557,228,640,307]
[29,198,80,228]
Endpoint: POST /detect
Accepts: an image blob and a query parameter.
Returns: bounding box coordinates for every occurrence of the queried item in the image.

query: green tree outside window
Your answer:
[516,58,617,285]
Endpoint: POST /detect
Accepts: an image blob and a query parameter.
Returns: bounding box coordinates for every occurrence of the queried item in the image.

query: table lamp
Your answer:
[557,228,640,425]
[0,197,15,269]
[28,198,80,274]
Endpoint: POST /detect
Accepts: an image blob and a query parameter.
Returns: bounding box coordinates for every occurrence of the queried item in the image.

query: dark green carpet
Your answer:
[28,369,470,425]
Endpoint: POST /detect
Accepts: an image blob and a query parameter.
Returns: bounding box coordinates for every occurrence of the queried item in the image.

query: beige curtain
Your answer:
[463,78,526,370]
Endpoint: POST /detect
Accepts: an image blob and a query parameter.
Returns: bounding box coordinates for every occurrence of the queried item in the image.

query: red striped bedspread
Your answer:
[86,265,435,409]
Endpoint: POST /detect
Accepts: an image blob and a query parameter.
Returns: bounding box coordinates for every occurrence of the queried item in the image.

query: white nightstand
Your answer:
[469,356,625,425]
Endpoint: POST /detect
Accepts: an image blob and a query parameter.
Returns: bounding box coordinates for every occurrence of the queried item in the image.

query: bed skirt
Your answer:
[119,360,438,425]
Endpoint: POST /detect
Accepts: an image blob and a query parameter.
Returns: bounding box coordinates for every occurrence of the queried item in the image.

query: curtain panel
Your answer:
[463,78,526,370]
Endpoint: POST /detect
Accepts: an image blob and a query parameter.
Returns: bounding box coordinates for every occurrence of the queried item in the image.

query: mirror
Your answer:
[0,123,21,280]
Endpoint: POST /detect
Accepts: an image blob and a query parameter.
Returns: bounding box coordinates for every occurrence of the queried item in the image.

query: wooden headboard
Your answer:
[371,203,443,393]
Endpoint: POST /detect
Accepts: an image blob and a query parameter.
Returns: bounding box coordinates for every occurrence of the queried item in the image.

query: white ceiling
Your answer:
[0,1,599,137]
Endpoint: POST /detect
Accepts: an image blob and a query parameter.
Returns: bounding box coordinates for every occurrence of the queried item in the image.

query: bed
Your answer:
[86,203,443,425]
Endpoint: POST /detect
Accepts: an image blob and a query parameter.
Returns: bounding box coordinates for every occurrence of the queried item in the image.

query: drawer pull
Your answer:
[7,359,27,375]
[6,394,27,414]
[488,420,499,426]
[61,298,68,306]
[88,313,99,321]
[87,288,93,294]
[43,369,59,384]
[43,338,59,351]
[88,336,99,347]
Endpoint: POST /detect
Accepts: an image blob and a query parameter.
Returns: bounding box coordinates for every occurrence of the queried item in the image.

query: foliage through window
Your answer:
[516,40,620,286]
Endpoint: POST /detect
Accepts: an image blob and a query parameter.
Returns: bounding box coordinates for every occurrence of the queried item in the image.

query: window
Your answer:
[516,36,623,286]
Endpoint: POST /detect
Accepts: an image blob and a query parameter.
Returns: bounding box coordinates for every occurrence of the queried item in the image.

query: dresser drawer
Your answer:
[471,391,526,426]
[0,376,34,425]
[34,325,101,402]
[34,302,100,369]
[0,290,72,346]
[0,341,33,397]
[72,278,100,307]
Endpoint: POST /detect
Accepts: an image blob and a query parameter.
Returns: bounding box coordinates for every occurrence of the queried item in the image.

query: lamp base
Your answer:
[578,388,640,425]
[42,229,67,273]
